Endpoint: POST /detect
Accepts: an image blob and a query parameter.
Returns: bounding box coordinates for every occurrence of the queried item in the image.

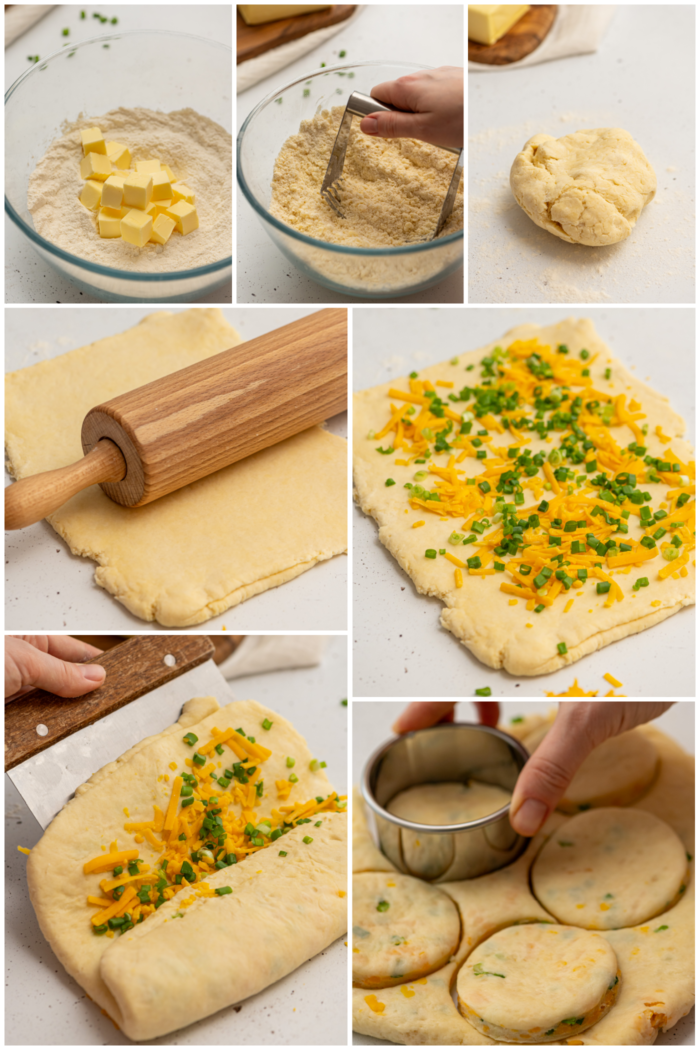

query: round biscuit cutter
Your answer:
[320,90,464,241]
[362,723,530,881]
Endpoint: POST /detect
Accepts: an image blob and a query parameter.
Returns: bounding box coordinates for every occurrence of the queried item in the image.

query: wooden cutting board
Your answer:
[237,4,356,64]
[469,5,558,66]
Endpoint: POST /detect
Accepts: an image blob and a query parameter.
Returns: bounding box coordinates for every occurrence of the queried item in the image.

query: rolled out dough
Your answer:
[353,318,694,676]
[5,309,347,626]
[26,696,347,1041]
[353,717,694,1044]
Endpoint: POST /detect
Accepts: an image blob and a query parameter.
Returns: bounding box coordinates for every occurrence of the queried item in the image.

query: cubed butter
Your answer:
[80,126,106,156]
[123,173,153,210]
[106,140,131,168]
[150,198,173,217]
[172,182,195,205]
[238,5,330,25]
[161,164,177,183]
[98,208,124,238]
[136,158,162,176]
[101,175,125,209]
[120,209,153,247]
[80,152,113,182]
[79,180,103,211]
[150,214,177,245]
[150,171,172,201]
[166,200,199,235]
[468,5,530,45]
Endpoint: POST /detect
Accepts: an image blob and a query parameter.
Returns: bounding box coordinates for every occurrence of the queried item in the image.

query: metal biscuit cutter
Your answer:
[320,90,464,242]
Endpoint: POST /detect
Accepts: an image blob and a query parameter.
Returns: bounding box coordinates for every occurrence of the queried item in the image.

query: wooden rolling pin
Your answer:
[5,309,347,530]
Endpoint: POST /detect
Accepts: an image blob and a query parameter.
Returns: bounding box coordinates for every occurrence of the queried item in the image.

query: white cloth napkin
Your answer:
[219,635,328,678]
[469,5,615,73]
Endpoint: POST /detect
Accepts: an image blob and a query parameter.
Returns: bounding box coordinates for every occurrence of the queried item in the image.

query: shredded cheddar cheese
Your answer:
[80,723,346,936]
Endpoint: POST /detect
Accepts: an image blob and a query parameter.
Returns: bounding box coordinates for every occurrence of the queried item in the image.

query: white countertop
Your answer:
[5,307,347,632]
[236,3,464,304]
[469,5,695,304]
[5,4,232,304]
[6,637,348,1045]
[352,306,695,697]
[352,698,694,1046]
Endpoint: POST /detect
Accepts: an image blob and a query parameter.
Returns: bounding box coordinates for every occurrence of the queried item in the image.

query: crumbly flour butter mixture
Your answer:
[28,108,231,272]
[270,106,463,247]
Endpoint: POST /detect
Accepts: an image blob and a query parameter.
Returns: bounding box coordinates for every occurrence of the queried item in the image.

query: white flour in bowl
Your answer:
[27,107,231,273]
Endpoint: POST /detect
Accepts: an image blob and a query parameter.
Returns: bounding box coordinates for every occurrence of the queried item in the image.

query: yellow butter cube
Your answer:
[123,173,153,210]
[136,159,161,176]
[161,164,177,183]
[101,175,125,209]
[80,152,112,182]
[98,208,124,238]
[81,126,106,156]
[79,179,103,211]
[172,182,195,205]
[106,140,131,168]
[120,209,153,247]
[150,214,176,245]
[166,200,199,235]
[150,198,173,217]
[151,171,172,201]
[101,205,130,218]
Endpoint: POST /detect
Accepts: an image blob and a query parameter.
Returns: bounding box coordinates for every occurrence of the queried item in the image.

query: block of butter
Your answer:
[468,5,530,45]
[121,209,153,248]
[150,171,172,201]
[136,158,162,176]
[98,208,125,239]
[150,213,177,246]
[106,141,131,169]
[80,127,106,156]
[80,180,103,212]
[166,200,199,236]
[123,173,153,210]
[79,152,112,182]
[101,175,125,210]
[238,5,330,25]
[172,182,195,205]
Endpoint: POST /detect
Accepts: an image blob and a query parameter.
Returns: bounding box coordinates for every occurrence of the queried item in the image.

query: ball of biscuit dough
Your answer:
[510,128,656,246]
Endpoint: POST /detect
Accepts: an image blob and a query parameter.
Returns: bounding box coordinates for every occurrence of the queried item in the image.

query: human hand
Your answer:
[359,66,464,149]
[510,702,675,836]
[392,700,499,734]
[6,635,106,700]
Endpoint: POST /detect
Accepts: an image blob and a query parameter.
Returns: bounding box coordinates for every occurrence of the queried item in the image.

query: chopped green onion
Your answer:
[557,642,568,655]
[286,756,295,768]
[302,836,313,844]
[183,733,198,746]
[215,886,232,896]
[385,478,396,487]
[376,900,390,912]
[475,687,491,696]
[261,718,273,730]
[289,773,299,783]
[279,850,288,857]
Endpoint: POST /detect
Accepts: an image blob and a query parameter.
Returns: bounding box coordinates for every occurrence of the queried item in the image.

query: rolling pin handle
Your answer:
[4,440,127,531]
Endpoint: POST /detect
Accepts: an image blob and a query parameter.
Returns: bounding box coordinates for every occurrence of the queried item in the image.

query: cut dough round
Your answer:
[522,727,658,812]
[386,780,513,880]
[387,781,511,826]
[510,128,656,246]
[532,807,688,930]
[352,871,461,988]
[457,923,620,1043]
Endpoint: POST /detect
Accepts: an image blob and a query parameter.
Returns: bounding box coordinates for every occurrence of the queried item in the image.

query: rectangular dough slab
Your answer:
[354,318,694,676]
[5,309,347,626]
[26,696,347,1041]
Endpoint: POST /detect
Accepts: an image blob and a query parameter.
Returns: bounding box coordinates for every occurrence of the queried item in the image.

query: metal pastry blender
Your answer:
[320,90,464,241]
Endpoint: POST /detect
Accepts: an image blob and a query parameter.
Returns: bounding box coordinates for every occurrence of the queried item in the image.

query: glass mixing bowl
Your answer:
[5,31,232,303]
[237,61,463,300]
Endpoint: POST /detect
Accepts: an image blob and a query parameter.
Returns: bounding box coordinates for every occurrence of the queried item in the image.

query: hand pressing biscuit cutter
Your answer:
[363,723,529,881]
[320,90,464,241]
[5,310,347,530]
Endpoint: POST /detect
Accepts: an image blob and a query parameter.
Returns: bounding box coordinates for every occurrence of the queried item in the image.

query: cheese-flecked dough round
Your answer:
[522,726,658,812]
[510,128,656,246]
[352,871,461,988]
[532,807,688,930]
[457,923,620,1043]
[386,780,512,880]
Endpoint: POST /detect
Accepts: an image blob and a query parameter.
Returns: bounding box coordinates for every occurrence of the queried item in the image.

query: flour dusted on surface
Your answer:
[28,108,231,272]
[270,107,463,247]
